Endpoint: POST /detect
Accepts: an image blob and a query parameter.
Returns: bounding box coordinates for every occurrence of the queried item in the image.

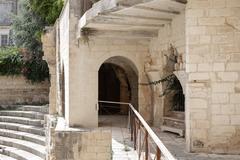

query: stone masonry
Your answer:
[42,0,240,158]
[0,76,49,105]
[185,0,240,154]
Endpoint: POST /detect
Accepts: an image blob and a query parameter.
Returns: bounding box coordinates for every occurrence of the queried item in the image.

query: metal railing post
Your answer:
[130,110,133,141]
[145,129,148,160]
[156,147,161,160]
[128,107,131,129]
[98,100,177,160]
[134,117,137,150]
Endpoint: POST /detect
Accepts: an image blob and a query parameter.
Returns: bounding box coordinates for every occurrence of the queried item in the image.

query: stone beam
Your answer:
[79,30,158,39]
[133,6,180,15]
[78,0,186,37]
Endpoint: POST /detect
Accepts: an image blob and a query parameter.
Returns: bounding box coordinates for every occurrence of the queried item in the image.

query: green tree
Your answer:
[12,0,45,58]
[29,0,64,25]
[10,0,49,82]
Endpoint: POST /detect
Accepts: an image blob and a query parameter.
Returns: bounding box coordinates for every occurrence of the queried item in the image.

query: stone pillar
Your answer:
[185,0,240,154]
[42,27,57,115]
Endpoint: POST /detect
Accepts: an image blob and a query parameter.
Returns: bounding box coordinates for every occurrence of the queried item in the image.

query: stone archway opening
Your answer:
[98,63,131,115]
[98,56,138,125]
[161,75,185,137]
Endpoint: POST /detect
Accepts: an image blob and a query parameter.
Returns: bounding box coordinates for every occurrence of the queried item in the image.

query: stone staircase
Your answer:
[0,105,48,160]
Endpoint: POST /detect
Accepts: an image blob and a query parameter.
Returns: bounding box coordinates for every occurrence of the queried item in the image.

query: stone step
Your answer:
[0,145,43,160]
[0,128,45,146]
[19,106,48,114]
[0,122,45,136]
[163,116,185,123]
[0,136,45,158]
[0,153,17,160]
[0,116,43,127]
[0,111,44,120]
[161,125,185,137]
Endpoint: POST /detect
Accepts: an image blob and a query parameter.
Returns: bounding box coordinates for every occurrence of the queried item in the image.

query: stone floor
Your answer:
[99,115,138,160]
[153,128,240,160]
[99,115,240,160]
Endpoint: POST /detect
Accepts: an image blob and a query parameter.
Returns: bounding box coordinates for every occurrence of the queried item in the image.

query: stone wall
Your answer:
[46,115,111,160]
[149,12,186,126]
[42,25,57,115]
[185,0,240,154]
[54,0,152,128]
[0,76,49,105]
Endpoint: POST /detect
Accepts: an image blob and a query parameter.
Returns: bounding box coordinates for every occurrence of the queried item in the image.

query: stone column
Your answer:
[42,27,57,115]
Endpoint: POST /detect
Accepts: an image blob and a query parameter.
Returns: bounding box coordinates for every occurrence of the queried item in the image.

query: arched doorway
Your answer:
[98,56,138,124]
[161,75,185,137]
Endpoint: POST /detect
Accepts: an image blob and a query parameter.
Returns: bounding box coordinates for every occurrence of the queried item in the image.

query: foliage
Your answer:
[0,47,19,61]
[23,58,49,83]
[29,0,64,25]
[0,48,23,75]
[9,0,50,82]
[11,0,45,57]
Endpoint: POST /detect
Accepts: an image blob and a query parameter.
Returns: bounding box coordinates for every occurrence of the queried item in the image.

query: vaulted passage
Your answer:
[98,63,130,115]
[98,56,138,116]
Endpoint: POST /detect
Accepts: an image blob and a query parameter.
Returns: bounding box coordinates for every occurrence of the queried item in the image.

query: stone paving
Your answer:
[99,115,138,160]
[153,128,240,160]
[99,115,240,160]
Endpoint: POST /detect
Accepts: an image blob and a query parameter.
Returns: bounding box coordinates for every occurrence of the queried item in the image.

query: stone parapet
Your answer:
[45,115,111,160]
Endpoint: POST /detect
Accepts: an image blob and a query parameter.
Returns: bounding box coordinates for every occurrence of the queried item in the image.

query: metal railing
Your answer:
[99,101,176,160]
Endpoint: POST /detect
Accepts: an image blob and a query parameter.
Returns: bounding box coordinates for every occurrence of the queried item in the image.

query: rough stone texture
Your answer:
[42,26,57,115]
[149,11,186,126]
[45,115,111,160]
[0,76,49,105]
[186,0,240,154]
[53,0,152,128]
[43,0,240,157]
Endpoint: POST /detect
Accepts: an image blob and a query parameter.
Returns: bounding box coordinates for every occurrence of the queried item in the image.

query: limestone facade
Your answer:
[42,0,240,157]
[185,0,240,154]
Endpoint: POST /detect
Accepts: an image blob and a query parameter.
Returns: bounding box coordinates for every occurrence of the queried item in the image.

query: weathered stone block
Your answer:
[212,83,235,93]
[188,98,208,108]
[227,0,240,7]
[198,17,225,26]
[230,94,240,104]
[212,93,229,104]
[189,73,210,81]
[230,115,240,125]
[213,63,225,71]
[212,115,230,125]
[198,63,212,72]
[217,72,238,82]
[226,63,240,71]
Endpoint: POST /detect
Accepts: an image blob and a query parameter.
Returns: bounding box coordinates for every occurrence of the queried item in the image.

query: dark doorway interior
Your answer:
[98,63,131,115]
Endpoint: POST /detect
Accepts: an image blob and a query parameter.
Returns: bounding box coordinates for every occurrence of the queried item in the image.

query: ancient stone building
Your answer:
[41,0,240,159]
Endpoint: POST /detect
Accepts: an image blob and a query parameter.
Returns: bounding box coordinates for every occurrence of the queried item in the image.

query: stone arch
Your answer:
[161,74,185,136]
[98,56,139,110]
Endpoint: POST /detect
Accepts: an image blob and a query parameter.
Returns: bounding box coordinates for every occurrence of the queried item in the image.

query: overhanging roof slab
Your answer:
[78,0,186,38]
